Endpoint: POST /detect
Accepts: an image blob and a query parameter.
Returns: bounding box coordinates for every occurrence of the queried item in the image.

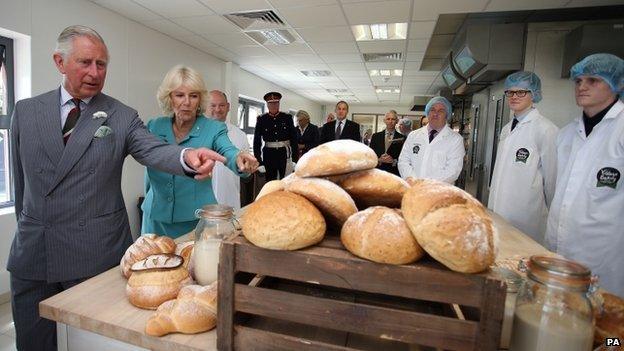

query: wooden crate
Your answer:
[217,235,506,351]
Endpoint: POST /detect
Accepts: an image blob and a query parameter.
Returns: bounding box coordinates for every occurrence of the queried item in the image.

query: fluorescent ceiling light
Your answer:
[369,69,403,77]
[352,23,407,41]
[246,29,295,45]
[301,70,332,77]
[326,89,349,93]
[375,86,400,94]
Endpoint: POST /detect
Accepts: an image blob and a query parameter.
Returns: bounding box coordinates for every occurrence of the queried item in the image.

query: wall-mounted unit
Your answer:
[561,23,624,78]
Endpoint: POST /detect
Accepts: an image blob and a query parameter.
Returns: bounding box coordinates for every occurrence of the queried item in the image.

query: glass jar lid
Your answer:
[197,204,234,219]
[527,255,591,291]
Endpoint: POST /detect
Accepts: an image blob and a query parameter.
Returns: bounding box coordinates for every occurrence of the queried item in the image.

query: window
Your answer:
[238,97,265,150]
[0,35,15,208]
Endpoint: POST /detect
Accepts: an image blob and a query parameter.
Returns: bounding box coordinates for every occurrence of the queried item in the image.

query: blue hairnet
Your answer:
[504,71,542,103]
[425,96,452,116]
[570,53,624,95]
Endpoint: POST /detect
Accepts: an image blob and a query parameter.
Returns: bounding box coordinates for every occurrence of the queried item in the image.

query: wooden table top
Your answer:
[39,212,551,351]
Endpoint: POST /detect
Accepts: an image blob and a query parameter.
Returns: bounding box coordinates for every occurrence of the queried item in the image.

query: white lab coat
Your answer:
[488,108,559,243]
[398,125,465,183]
[546,100,624,297]
[211,121,250,211]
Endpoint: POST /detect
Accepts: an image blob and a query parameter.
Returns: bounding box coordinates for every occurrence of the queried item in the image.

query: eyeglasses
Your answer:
[504,90,531,98]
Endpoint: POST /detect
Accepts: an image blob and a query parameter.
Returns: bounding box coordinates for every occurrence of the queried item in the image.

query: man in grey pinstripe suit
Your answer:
[7,25,226,351]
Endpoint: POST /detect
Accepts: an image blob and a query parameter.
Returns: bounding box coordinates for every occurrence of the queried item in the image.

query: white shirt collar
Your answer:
[513,106,534,122]
[60,85,93,107]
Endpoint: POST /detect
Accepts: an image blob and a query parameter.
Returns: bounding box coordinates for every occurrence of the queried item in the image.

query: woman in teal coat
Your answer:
[141,65,258,238]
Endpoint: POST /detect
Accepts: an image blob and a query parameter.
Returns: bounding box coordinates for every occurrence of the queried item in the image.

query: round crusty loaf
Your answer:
[285,177,357,227]
[295,139,377,177]
[256,180,285,200]
[120,234,176,278]
[242,191,326,250]
[126,262,192,310]
[341,207,424,265]
[595,292,624,345]
[338,168,410,208]
[401,179,496,273]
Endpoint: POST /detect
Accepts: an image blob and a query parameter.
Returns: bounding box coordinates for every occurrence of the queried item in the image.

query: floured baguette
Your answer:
[131,254,183,272]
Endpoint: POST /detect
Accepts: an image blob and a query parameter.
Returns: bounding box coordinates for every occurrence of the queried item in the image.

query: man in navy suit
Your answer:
[369,110,405,175]
[294,110,319,160]
[320,101,361,143]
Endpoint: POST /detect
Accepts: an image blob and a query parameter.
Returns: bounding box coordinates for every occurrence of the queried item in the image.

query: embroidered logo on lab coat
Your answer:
[515,148,530,163]
[412,144,421,154]
[596,167,620,189]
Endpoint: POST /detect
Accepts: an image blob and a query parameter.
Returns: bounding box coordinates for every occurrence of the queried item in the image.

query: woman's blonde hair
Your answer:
[296,110,310,120]
[157,65,208,116]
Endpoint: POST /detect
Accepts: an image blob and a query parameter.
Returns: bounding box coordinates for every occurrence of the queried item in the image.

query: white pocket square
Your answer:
[94,126,112,138]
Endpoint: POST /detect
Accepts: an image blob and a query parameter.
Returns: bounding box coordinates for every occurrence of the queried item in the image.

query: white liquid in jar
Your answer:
[192,238,221,286]
[509,303,594,351]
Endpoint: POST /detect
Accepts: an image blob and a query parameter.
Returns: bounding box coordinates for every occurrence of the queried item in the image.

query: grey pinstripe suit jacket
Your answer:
[7,88,186,282]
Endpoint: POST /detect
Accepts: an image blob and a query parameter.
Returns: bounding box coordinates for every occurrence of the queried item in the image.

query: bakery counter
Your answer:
[39,213,549,351]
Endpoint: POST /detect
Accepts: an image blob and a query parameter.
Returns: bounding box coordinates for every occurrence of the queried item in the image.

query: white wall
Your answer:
[0,0,320,294]
[323,104,423,120]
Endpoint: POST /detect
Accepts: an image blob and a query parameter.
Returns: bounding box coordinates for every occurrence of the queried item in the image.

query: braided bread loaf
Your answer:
[145,283,218,336]
[120,234,176,278]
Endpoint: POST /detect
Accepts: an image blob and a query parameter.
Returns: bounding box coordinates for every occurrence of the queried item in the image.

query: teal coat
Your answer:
[141,115,244,225]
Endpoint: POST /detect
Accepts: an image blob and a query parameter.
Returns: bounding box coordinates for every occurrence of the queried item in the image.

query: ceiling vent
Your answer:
[363,52,403,62]
[224,10,286,31]
[326,88,349,94]
[301,70,332,77]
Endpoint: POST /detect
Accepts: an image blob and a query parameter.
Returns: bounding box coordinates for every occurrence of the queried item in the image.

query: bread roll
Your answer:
[242,191,326,250]
[402,180,496,273]
[256,180,285,200]
[595,292,624,345]
[175,241,194,269]
[145,283,217,336]
[341,207,424,265]
[295,140,377,177]
[126,258,192,309]
[338,168,409,208]
[120,234,176,278]
[285,177,357,227]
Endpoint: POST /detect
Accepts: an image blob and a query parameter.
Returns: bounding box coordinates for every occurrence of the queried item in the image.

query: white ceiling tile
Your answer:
[403,71,438,78]
[227,45,272,56]
[207,47,238,61]
[284,55,327,65]
[342,0,411,24]
[365,62,403,69]
[238,55,285,64]
[133,0,214,18]
[267,43,314,55]
[409,21,436,39]
[407,39,429,52]
[319,82,348,89]
[207,33,257,47]
[412,0,488,21]
[179,35,220,51]
[270,0,337,8]
[92,0,161,21]
[295,26,355,42]
[308,41,359,54]
[320,54,363,63]
[328,62,366,70]
[172,15,240,34]
[140,19,196,39]
[357,40,406,53]
[334,70,370,78]
[278,5,347,27]
[485,0,568,11]
[197,0,272,14]
[404,61,423,70]
[406,52,425,62]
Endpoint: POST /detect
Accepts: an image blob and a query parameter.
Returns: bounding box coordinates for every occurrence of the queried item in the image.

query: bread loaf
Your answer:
[285,177,357,227]
[120,234,176,278]
[341,207,424,265]
[126,254,192,309]
[145,282,217,336]
[175,241,194,269]
[401,179,496,273]
[242,191,326,250]
[595,292,624,345]
[256,180,285,200]
[295,140,377,177]
[338,169,409,208]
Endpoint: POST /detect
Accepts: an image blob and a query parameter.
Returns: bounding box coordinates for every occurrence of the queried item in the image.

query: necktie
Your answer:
[62,98,82,144]
[335,121,342,140]
[428,129,437,143]
[511,118,519,132]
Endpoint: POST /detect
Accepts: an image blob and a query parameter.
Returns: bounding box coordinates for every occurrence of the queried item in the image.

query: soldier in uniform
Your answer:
[253,92,298,181]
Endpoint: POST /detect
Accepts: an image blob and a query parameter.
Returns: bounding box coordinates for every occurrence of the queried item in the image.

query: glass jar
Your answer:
[509,256,598,351]
[492,267,523,349]
[192,204,239,286]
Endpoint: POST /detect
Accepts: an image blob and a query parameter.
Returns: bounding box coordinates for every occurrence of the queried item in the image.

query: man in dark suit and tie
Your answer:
[8,25,227,351]
[369,110,405,176]
[320,101,361,143]
[294,110,319,160]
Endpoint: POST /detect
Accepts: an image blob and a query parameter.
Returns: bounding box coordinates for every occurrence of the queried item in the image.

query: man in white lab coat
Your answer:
[398,96,465,184]
[546,53,624,297]
[488,72,559,243]
[207,90,250,210]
